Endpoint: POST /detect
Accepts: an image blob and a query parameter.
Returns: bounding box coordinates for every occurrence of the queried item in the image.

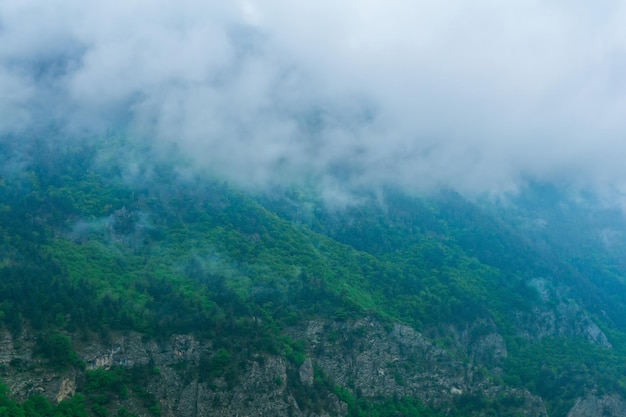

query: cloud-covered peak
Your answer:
[2,0,626,196]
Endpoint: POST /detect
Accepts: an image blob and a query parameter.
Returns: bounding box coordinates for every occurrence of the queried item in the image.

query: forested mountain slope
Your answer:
[2,137,626,417]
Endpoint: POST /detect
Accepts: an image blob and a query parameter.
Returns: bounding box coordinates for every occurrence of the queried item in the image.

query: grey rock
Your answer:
[568,393,626,417]
[519,279,611,347]
[6,316,623,417]
[288,318,547,416]
[299,358,314,387]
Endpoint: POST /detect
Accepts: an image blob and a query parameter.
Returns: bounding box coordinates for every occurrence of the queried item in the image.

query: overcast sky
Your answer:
[2,0,626,196]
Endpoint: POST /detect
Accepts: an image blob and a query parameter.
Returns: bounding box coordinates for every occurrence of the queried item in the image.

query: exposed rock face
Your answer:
[76,333,326,417]
[82,332,162,370]
[0,329,72,402]
[56,376,76,403]
[567,393,626,417]
[288,318,546,416]
[0,319,623,417]
[299,358,314,387]
[165,356,294,417]
[290,319,463,404]
[0,329,343,417]
[447,318,507,365]
[519,278,612,347]
[516,302,612,347]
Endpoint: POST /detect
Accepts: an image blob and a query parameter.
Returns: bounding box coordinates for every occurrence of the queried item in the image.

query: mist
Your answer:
[2,0,626,197]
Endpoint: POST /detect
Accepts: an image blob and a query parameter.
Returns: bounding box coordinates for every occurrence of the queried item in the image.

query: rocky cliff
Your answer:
[0,318,547,417]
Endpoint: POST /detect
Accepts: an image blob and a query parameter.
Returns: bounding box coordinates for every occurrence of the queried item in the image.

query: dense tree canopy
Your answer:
[3,137,626,416]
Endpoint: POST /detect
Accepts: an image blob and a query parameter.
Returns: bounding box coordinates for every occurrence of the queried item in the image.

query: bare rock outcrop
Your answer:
[288,318,547,416]
[568,393,626,417]
[2,319,624,417]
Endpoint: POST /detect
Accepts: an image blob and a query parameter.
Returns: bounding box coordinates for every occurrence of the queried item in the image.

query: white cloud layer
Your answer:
[2,0,626,194]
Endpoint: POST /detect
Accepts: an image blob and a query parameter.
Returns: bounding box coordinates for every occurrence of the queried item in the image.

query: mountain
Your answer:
[2,136,626,417]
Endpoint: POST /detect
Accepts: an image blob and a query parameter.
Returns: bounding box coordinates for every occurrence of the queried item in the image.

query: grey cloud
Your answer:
[1,0,626,197]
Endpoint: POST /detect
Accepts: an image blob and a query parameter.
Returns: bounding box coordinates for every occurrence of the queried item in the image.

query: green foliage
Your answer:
[0,382,87,417]
[205,348,232,378]
[85,369,121,393]
[502,336,626,417]
[329,384,448,417]
[35,332,80,370]
[81,365,161,416]
[5,137,626,416]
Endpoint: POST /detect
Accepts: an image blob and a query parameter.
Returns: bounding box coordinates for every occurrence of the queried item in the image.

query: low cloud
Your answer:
[2,0,626,197]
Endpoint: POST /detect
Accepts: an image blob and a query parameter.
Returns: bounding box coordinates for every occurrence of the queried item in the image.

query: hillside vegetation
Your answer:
[2,137,626,416]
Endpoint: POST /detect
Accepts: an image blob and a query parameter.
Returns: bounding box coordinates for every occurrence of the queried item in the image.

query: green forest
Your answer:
[3,137,626,416]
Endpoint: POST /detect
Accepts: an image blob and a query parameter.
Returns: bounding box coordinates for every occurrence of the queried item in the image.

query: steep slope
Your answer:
[1,137,626,416]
